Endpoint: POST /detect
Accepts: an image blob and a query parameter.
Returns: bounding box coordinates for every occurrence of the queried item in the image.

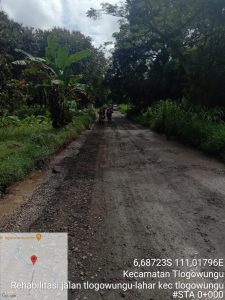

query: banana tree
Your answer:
[13,35,92,127]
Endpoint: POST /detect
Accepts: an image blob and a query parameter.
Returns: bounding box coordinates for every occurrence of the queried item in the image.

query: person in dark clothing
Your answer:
[106,107,113,123]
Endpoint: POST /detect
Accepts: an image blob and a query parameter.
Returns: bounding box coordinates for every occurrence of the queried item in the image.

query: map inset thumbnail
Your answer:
[0,233,68,299]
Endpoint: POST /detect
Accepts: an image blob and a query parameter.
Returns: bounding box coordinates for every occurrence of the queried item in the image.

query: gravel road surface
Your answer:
[1,112,225,300]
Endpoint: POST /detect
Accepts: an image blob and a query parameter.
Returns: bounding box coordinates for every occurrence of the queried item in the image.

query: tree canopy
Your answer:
[0,10,109,120]
[88,0,225,109]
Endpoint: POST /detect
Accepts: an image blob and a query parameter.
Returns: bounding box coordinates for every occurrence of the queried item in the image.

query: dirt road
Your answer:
[1,112,225,299]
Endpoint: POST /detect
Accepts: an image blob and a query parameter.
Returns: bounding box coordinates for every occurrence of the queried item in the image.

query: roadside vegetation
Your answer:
[0,11,106,190]
[121,101,225,161]
[90,0,225,110]
[0,109,95,187]
[89,1,225,162]
[118,104,130,114]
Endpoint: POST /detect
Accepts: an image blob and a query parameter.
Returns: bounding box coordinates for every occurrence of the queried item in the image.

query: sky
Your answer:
[1,0,121,47]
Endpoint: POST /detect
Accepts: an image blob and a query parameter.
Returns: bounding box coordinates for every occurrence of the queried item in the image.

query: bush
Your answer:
[0,109,95,187]
[118,104,131,114]
[131,99,225,161]
[200,124,225,159]
[14,105,48,118]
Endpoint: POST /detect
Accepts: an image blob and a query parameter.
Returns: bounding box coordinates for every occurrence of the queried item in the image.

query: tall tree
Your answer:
[88,0,225,108]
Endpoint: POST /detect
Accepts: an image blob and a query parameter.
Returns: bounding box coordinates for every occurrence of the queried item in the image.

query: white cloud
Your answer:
[1,0,121,47]
[63,0,120,46]
[2,0,63,29]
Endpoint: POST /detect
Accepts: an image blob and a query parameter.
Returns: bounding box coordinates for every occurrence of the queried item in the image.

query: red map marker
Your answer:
[30,255,38,266]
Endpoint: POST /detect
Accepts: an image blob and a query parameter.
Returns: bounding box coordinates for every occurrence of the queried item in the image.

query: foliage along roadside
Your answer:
[121,100,225,162]
[118,104,131,114]
[88,1,225,110]
[0,108,95,189]
[13,36,92,128]
[0,10,109,117]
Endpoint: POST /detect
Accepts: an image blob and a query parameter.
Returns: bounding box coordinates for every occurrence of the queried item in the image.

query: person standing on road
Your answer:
[106,107,113,124]
[98,107,106,125]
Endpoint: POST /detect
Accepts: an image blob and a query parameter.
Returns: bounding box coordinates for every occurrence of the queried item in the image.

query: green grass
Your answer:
[129,100,225,162]
[0,109,95,186]
[118,104,131,114]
